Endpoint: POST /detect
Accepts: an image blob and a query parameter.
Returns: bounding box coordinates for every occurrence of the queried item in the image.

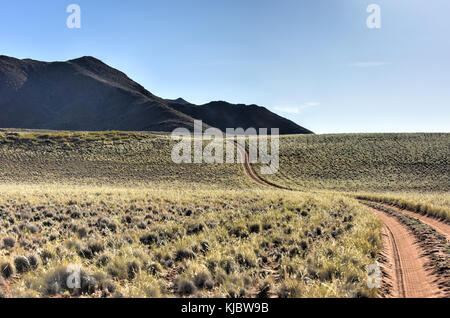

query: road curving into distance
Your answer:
[236,142,449,298]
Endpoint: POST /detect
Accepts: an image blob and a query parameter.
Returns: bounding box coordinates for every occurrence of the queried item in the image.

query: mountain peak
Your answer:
[69,56,103,63]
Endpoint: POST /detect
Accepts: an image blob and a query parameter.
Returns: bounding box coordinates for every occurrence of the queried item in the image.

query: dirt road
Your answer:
[236,144,448,298]
[370,207,443,297]
[235,141,286,188]
[376,203,450,241]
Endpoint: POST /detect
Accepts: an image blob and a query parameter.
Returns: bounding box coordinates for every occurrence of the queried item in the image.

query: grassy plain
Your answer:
[0,130,448,298]
[0,130,252,189]
[257,133,449,192]
[0,185,380,298]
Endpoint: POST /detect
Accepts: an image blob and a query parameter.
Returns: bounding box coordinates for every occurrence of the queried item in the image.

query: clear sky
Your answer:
[1,0,449,133]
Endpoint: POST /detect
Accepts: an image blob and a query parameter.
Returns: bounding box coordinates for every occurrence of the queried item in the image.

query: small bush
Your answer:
[0,262,14,278]
[176,278,196,296]
[28,255,40,270]
[127,261,141,280]
[14,256,31,274]
[2,237,15,249]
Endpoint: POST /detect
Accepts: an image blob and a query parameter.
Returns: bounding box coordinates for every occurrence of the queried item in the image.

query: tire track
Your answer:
[236,143,446,298]
[374,202,450,241]
[370,207,443,298]
[235,141,288,189]
[383,222,407,297]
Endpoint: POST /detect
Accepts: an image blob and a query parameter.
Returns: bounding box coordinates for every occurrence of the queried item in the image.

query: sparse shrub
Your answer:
[14,256,31,274]
[145,262,161,276]
[175,248,196,261]
[28,255,40,270]
[97,254,111,267]
[88,241,105,254]
[97,217,117,232]
[26,224,39,234]
[175,278,196,296]
[127,261,141,280]
[248,223,261,234]
[186,222,205,235]
[139,232,159,246]
[0,262,14,278]
[44,266,99,296]
[229,224,248,238]
[299,241,308,250]
[77,227,88,238]
[200,241,210,253]
[219,257,237,274]
[100,280,116,297]
[192,270,212,289]
[78,247,94,260]
[137,222,147,230]
[2,237,15,249]
[236,252,256,268]
[40,250,53,266]
[277,280,303,298]
[257,281,271,298]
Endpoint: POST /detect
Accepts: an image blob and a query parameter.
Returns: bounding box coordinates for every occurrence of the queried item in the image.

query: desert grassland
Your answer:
[1,130,448,298]
[252,133,450,221]
[256,133,449,192]
[0,130,253,189]
[0,184,380,298]
[355,192,450,221]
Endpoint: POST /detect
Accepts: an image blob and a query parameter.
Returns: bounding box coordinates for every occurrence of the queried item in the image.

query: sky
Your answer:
[1,0,449,134]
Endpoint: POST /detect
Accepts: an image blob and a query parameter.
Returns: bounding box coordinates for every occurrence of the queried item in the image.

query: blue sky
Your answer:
[1,0,449,133]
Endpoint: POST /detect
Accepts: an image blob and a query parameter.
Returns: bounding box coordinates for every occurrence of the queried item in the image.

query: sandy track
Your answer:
[376,203,450,241]
[235,142,280,187]
[370,207,443,298]
[236,144,446,298]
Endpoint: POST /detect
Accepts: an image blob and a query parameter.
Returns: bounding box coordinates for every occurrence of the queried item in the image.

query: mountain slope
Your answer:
[0,56,199,132]
[0,55,312,134]
[169,100,313,134]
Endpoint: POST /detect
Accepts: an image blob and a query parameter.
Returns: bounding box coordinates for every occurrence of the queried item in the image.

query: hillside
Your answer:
[0,55,312,134]
[0,130,252,188]
[255,133,450,192]
[169,100,313,135]
[1,130,448,193]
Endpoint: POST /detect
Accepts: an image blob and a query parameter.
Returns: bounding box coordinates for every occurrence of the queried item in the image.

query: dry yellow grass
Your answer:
[0,184,381,298]
[2,130,448,298]
[355,192,450,221]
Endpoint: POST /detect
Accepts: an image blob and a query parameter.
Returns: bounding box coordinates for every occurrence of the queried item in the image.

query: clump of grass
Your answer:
[42,265,100,296]
[14,256,31,274]
[2,237,16,249]
[175,277,197,296]
[0,262,14,279]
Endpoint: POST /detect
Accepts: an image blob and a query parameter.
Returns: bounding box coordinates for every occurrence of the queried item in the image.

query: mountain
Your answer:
[0,55,313,134]
[168,100,313,134]
[165,97,190,105]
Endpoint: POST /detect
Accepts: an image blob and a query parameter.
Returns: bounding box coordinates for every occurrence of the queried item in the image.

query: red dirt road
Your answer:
[371,208,444,298]
[236,144,448,298]
[376,203,450,241]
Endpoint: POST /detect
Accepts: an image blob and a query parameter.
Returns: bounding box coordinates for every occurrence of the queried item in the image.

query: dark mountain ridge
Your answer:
[0,55,312,134]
